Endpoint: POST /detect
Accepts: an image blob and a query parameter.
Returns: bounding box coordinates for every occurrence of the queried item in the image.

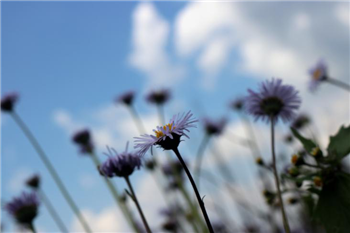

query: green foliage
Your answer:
[314,172,350,233]
[290,128,317,154]
[327,125,350,161]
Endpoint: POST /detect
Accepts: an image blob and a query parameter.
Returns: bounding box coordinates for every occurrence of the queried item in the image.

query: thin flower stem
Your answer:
[270,118,290,233]
[90,153,140,233]
[172,148,214,233]
[28,223,37,233]
[10,112,92,233]
[303,162,321,169]
[125,177,152,233]
[38,189,69,233]
[128,105,147,134]
[327,78,350,92]
[194,134,210,190]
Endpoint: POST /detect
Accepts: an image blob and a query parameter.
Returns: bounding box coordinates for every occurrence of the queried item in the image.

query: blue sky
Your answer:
[1,1,349,232]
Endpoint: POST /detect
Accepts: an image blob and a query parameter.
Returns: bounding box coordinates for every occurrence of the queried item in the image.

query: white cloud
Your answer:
[334,3,349,27]
[129,3,184,87]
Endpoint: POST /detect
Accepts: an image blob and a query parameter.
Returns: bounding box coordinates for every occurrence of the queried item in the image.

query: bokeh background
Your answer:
[1,1,349,232]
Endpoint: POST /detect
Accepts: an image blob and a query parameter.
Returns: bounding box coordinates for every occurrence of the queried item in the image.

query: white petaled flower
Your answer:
[134,111,198,156]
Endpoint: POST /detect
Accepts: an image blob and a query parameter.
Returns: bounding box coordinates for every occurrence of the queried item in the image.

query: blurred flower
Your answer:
[310,147,322,158]
[1,92,19,112]
[116,90,135,106]
[288,167,300,177]
[291,154,303,166]
[313,176,323,187]
[291,114,311,130]
[212,221,229,233]
[4,192,39,227]
[134,111,198,156]
[100,143,142,178]
[255,157,264,166]
[284,134,294,143]
[230,97,246,112]
[309,60,328,91]
[202,118,226,136]
[146,89,171,105]
[72,129,94,154]
[246,78,301,123]
[144,158,157,171]
[26,174,40,190]
[162,160,183,177]
[288,197,299,205]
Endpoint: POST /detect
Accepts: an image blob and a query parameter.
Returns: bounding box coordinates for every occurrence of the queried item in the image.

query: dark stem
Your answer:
[10,112,92,233]
[172,147,214,233]
[125,177,152,233]
[38,189,69,233]
[327,78,350,92]
[90,153,140,233]
[28,223,37,233]
[270,117,290,233]
[194,134,210,191]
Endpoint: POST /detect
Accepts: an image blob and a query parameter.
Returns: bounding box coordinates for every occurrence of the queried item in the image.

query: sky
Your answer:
[1,1,349,232]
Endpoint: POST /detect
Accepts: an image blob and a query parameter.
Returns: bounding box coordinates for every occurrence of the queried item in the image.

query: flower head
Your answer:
[116,91,135,106]
[26,174,41,189]
[146,89,171,105]
[202,117,226,136]
[100,143,142,178]
[72,129,94,154]
[1,92,19,112]
[134,111,198,156]
[309,60,328,91]
[246,78,301,123]
[230,97,246,112]
[4,192,39,227]
[292,114,310,130]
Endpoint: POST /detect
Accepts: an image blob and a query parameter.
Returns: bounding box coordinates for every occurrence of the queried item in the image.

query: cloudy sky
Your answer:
[1,1,349,232]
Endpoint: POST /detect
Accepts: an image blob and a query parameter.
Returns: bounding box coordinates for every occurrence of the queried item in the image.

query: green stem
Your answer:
[90,153,140,233]
[28,223,37,233]
[172,148,214,233]
[125,177,152,233]
[11,112,92,233]
[270,118,290,233]
[326,78,350,92]
[38,189,69,233]
[194,134,210,191]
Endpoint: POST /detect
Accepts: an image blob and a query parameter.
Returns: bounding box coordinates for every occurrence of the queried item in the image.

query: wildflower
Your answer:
[309,60,328,91]
[202,118,226,136]
[144,159,157,171]
[310,147,322,158]
[313,176,323,187]
[100,143,142,178]
[162,160,183,177]
[26,174,40,189]
[146,89,171,105]
[230,97,245,112]
[284,134,293,143]
[4,192,39,228]
[246,78,301,123]
[288,167,299,177]
[134,111,198,156]
[72,129,94,154]
[1,92,19,112]
[288,197,299,205]
[291,154,303,166]
[255,157,264,166]
[291,114,310,130]
[116,91,135,106]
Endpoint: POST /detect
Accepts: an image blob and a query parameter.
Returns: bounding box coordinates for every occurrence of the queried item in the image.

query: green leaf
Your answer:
[290,128,317,153]
[314,172,350,233]
[327,125,350,161]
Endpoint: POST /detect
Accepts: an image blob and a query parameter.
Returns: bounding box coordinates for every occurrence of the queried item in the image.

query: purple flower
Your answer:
[4,192,39,226]
[26,174,41,189]
[162,160,183,177]
[100,143,142,178]
[230,97,246,112]
[116,90,135,106]
[246,78,301,123]
[202,118,226,136]
[72,129,94,154]
[146,89,171,105]
[134,111,198,156]
[1,92,19,112]
[309,60,328,91]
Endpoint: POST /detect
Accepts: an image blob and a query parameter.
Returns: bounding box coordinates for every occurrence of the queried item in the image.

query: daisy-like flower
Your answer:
[134,111,198,156]
[202,117,226,136]
[1,92,19,112]
[291,114,310,130]
[246,78,301,123]
[116,90,135,106]
[100,143,142,178]
[5,192,39,228]
[26,174,41,189]
[72,129,94,154]
[230,97,246,112]
[146,89,171,105]
[309,60,328,91]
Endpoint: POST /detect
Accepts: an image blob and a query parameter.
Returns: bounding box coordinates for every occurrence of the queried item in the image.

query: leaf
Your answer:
[314,172,350,233]
[327,125,350,161]
[290,128,317,153]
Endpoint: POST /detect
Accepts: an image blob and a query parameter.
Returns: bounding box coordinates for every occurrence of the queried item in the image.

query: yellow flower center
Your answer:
[154,123,175,138]
[291,154,298,165]
[312,68,322,80]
